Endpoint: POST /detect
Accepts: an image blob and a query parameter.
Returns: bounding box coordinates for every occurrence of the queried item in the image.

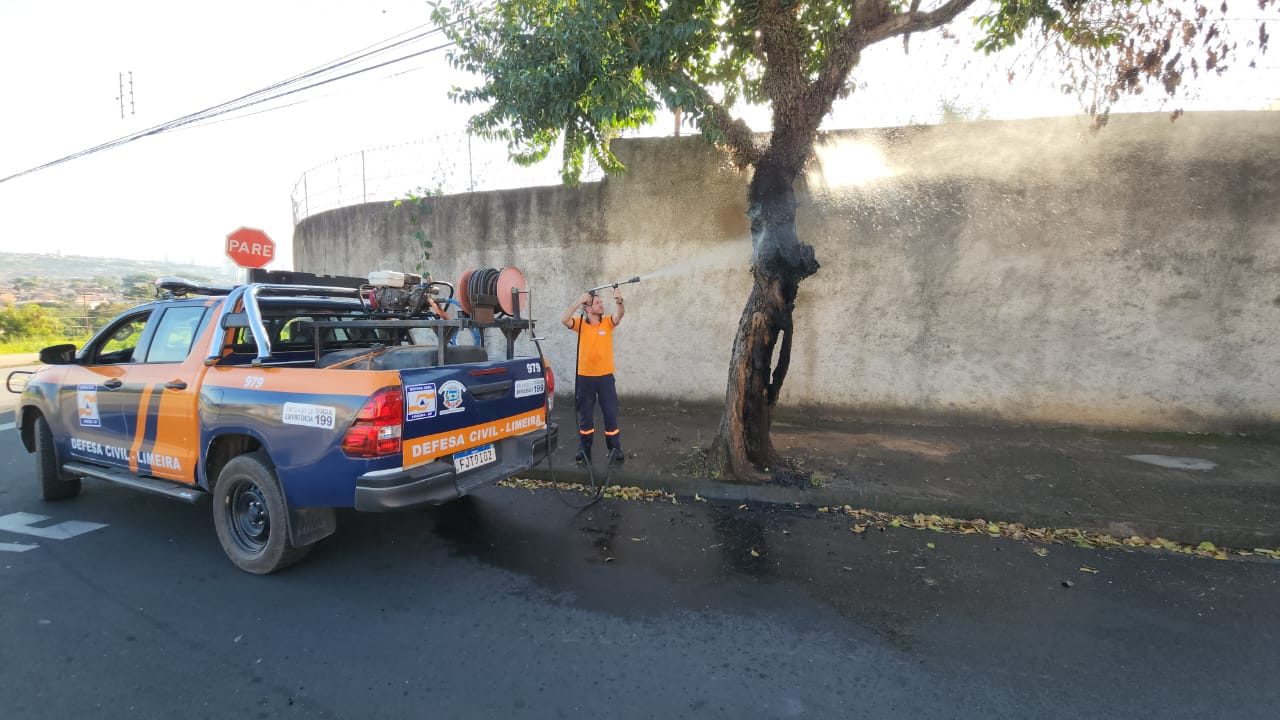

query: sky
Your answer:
[0,0,473,271]
[1,1,1275,273]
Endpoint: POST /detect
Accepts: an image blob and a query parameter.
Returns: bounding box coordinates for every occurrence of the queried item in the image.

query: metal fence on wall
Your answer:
[290,132,604,224]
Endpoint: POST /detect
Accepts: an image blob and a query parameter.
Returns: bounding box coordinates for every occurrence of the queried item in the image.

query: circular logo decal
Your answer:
[440,380,466,410]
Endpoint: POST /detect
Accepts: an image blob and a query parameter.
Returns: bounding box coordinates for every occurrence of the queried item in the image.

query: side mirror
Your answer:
[38,343,77,365]
[221,312,250,329]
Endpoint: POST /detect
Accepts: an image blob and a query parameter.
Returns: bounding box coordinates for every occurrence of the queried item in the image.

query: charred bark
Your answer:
[711,157,819,482]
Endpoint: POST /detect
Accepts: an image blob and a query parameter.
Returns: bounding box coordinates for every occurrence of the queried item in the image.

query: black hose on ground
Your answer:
[529,301,615,510]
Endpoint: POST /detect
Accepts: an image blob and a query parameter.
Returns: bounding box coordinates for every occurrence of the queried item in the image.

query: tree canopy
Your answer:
[432,0,1274,183]
[0,303,64,340]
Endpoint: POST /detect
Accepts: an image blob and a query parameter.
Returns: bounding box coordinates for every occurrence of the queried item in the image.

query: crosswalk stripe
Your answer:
[0,513,108,539]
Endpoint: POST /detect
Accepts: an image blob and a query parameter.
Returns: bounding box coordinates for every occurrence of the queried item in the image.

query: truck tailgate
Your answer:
[397,358,548,469]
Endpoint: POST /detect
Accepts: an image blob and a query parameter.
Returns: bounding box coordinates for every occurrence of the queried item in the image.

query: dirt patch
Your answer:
[772,429,965,462]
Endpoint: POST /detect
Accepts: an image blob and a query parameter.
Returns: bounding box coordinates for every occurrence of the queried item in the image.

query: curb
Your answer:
[522,465,1280,550]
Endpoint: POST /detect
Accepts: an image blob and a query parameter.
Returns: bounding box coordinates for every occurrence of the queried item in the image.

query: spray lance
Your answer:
[586,276,641,296]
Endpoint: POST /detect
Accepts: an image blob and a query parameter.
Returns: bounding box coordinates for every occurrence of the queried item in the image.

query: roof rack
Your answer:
[154,277,235,298]
[247,268,367,289]
[204,280,540,367]
[206,283,364,366]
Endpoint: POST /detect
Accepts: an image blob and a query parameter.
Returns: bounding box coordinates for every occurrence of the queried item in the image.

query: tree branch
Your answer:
[806,0,977,114]
[904,0,922,52]
[668,70,763,168]
[862,0,978,48]
[707,101,763,169]
[758,0,809,111]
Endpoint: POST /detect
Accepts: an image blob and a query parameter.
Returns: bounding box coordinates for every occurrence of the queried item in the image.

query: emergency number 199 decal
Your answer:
[282,402,337,429]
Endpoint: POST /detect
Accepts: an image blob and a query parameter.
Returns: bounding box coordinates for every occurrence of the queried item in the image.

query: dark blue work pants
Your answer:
[575,373,620,452]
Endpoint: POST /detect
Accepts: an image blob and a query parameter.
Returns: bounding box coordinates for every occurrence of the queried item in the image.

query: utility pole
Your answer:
[117,71,135,119]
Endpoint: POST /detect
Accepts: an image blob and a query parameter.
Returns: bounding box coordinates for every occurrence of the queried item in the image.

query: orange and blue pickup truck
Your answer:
[7,271,557,573]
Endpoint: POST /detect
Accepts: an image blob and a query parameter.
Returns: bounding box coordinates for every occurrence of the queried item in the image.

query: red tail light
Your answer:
[342,387,403,458]
[545,364,555,412]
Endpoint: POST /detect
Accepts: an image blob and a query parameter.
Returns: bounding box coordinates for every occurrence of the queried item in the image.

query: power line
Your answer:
[0,26,452,186]
[166,60,440,133]
[174,42,453,132]
[169,25,447,132]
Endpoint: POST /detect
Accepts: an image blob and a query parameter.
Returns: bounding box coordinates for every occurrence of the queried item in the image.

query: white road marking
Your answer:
[0,512,108,539]
[0,542,39,553]
[0,422,15,432]
[1125,454,1218,471]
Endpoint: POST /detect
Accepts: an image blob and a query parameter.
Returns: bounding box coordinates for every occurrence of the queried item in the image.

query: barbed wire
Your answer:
[291,132,606,223]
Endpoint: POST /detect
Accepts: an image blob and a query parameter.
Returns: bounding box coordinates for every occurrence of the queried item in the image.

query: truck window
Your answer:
[91,311,152,365]
[145,306,210,363]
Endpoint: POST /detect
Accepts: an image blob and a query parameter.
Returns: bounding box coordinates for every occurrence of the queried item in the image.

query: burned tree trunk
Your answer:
[712,157,819,482]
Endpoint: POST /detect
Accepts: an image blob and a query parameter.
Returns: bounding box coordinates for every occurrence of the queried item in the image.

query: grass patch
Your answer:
[0,336,88,355]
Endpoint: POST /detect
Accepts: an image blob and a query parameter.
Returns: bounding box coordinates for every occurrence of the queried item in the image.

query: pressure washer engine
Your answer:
[364,270,453,316]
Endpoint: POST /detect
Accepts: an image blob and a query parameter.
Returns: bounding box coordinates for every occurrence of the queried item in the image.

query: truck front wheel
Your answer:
[35,415,80,501]
[212,451,311,574]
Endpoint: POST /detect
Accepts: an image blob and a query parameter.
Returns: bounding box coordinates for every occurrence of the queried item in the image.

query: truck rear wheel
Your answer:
[212,451,311,574]
[35,415,80,501]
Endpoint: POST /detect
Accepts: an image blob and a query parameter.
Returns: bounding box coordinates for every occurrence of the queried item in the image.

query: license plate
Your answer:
[454,444,496,474]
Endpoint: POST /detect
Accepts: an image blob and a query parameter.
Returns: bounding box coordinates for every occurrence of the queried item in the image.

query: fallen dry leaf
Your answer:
[500,479,1279,564]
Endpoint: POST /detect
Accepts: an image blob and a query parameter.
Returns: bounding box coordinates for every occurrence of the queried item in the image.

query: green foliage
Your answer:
[392,186,444,274]
[88,302,135,325]
[0,302,64,340]
[939,97,992,123]
[122,274,155,301]
[0,298,133,348]
[432,0,1275,183]
[973,0,1133,54]
[432,0,724,183]
[0,334,90,354]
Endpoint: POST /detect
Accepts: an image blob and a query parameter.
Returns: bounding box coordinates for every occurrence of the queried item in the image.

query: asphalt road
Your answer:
[1,411,1277,719]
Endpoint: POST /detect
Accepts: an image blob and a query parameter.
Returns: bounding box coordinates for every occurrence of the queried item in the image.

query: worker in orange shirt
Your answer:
[561,286,626,467]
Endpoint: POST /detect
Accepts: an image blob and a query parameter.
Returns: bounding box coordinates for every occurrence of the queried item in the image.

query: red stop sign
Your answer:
[226,227,275,269]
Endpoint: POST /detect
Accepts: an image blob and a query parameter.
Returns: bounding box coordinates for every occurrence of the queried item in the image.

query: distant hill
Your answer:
[0,251,240,284]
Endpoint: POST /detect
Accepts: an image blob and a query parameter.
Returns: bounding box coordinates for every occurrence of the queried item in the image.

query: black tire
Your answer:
[34,415,80,501]
[211,451,311,574]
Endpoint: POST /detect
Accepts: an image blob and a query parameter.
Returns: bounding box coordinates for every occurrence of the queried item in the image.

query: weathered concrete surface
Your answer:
[294,111,1280,433]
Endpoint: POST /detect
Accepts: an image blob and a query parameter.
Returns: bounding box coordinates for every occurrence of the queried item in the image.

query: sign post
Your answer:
[225,227,275,269]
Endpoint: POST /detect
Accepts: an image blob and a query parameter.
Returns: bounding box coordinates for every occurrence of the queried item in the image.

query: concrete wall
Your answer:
[294,111,1280,432]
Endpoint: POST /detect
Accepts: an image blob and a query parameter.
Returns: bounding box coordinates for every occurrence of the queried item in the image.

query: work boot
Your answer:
[574,434,594,465]
[607,447,625,466]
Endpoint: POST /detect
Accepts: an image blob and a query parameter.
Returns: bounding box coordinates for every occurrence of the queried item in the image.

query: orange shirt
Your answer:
[571,316,616,376]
